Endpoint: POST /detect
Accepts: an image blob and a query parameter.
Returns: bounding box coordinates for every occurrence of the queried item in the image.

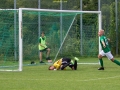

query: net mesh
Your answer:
[22,10,99,62]
[22,11,79,60]
[0,10,19,70]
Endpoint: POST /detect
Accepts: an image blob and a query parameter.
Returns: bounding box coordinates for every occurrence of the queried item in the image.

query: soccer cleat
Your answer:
[98,67,104,70]
[40,61,45,63]
[74,60,77,70]
[46,57,51,60]
[74,57,79,61]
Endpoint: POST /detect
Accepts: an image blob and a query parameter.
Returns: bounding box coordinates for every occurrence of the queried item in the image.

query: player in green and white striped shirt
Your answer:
[98,29,120,70]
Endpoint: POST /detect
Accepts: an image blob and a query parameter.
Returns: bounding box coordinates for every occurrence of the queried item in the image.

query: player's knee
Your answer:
[98,54,100,58]
[47,48,50,51]
[98,54,102,59]
[111,58,114,62]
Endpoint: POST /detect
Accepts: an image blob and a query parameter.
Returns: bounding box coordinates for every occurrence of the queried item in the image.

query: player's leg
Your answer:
[98,50,105,70]
[74,57,79,61]
[68,64,74,70]
[113,59,120,65]
[98,54,104,70]
[106,52,120,66]
[46,48,52,63]
[60,63,69,70]
[46,48,51,59]
[61,58,71,70]
[74,60,77,70]
[39,51,45,63]
[68,60,77,70]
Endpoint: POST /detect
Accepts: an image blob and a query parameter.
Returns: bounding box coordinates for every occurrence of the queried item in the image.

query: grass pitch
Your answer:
[0,57,120,90]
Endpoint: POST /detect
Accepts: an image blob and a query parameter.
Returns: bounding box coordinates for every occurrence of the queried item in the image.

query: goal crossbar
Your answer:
[19,8,101,14]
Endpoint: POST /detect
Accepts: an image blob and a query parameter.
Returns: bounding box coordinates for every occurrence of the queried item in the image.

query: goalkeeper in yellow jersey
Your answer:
[48,57,79,70]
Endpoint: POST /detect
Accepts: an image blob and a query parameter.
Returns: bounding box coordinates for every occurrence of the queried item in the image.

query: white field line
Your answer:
[0,75,120,82]
[77,63,99,64]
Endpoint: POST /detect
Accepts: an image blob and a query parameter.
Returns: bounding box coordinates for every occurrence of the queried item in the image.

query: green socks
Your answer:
[113,60,120,66]
[74,57,79,61]
[71,57,79,64]
[71,60,74,64]
[99,59,104,67]
[99,59,120,67]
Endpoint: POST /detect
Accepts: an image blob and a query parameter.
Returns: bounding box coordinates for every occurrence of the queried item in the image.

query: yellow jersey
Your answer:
[53,58,62,70]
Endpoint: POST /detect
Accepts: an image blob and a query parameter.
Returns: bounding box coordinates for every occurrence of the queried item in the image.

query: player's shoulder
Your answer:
[39,36,42,39]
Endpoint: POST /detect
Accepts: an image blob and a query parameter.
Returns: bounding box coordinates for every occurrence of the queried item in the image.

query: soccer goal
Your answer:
[0,8,101,71]
[19,8,101,66]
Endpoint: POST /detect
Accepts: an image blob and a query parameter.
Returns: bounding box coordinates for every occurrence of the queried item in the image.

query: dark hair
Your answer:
[41,31,45,34]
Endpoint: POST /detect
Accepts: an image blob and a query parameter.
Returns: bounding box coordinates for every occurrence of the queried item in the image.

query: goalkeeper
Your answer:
[48,57,79,70]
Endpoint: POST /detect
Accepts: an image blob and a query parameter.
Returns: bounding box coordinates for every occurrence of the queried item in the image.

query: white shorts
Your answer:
[100,50,113,60]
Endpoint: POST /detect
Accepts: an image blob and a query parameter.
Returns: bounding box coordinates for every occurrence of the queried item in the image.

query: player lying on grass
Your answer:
[48,57,79,70]
[98,29,120,70]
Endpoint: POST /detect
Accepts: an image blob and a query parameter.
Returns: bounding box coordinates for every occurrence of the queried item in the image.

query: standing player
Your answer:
[48,57,79,70]
[39,32,51,63]
[98,29,120,70]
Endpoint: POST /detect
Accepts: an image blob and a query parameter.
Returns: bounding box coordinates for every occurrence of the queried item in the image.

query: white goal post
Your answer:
[18,8,102,71]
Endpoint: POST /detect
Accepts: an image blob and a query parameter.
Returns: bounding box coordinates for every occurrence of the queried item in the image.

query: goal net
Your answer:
[0,8,101,71]
[0,9,19,71]
[19,8,101,66]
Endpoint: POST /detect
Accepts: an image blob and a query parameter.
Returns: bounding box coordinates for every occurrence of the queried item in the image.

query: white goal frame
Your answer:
[19,8,102,71]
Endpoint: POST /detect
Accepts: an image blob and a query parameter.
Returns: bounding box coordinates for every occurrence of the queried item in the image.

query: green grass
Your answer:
[0,57,120,90]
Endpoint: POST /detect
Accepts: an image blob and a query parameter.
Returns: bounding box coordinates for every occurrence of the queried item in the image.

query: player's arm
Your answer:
[101,40,106,48]
[39,43,46,48]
